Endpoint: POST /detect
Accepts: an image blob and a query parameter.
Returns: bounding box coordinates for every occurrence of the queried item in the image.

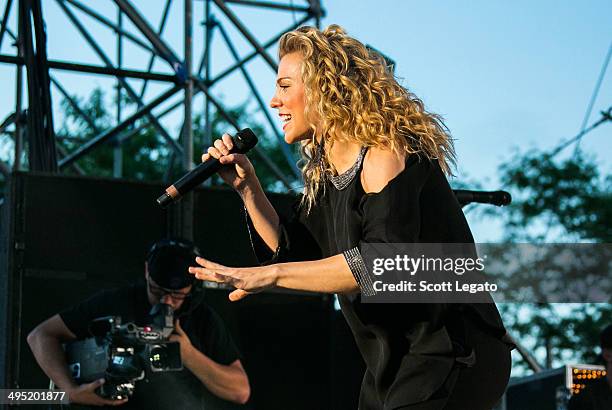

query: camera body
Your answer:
[65,304,183,400]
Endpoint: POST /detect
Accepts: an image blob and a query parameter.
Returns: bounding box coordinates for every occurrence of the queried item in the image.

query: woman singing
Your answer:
[189,25,512,410]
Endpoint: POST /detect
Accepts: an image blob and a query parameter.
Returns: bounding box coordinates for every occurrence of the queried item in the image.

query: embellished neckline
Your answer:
[328,146,367,190]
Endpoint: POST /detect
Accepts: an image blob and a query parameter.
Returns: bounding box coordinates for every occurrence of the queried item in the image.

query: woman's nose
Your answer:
[270,93,281,108]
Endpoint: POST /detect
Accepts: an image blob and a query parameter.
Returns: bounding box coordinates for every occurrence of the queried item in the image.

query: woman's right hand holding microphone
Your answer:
[202,133,258,195]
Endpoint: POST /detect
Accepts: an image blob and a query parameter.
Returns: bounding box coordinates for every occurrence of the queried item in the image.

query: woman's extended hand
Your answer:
[189,257,279,301]
[202,133,257,193]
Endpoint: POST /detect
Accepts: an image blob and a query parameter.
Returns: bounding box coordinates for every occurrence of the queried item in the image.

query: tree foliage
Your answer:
[481,148,612,372]
[58,88,300,191]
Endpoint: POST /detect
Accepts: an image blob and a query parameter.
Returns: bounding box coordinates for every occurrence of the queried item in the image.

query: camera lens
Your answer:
[149,345,168,370]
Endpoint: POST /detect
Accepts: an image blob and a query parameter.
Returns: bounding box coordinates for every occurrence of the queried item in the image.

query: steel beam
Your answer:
[0,113,17,135]
[0,52,178,82]
[13,20,22,171]
[0,0,323,190]
[0,0,13,50]
[59,85,182,169]
[224,0,310,12]
[50,77,100,133]
[64,0,156,55]
[212,0,277,72]
[309,0,324,27]
[139,0,173,99]
[48,60,176,82]
[217,22,299,177]
[193,78,293,189]
[114,6,124,178]
[210,13,311,84]
[56,0,183,155]
[113,0,185,80]
[202,0,213,151]
[183,0,193,171]
[55,141,85,175]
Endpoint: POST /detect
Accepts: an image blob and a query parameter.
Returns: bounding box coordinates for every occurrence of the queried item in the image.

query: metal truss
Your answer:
[0,0,325,189]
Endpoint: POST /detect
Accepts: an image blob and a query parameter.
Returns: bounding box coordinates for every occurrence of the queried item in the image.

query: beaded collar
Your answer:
[328,146,368,190]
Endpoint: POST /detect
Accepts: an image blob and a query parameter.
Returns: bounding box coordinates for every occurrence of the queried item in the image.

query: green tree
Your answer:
[58,87,300,190]
[479,148,612,372]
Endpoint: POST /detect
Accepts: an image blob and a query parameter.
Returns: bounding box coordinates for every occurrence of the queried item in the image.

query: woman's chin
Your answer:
[284,130,311,144]
[284,133,301,145]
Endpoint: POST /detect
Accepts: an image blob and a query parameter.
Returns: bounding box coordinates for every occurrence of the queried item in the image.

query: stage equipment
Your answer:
[65,304,182,400]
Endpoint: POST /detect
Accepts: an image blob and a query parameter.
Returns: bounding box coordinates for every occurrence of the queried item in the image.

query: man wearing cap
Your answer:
[568,324,612,410]
[27,239,250,409]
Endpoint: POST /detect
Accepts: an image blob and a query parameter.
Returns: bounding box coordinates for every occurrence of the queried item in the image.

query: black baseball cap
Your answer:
[146,239,199,289]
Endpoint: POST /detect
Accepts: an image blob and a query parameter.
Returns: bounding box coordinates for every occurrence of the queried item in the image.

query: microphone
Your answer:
[156,128,258,208]
[453,190,512,207]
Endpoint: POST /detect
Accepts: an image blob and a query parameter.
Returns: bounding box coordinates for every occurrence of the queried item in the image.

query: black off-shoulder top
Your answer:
[246,148,509,409]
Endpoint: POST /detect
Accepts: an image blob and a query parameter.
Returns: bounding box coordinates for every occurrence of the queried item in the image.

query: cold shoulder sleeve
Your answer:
[245,198,323,265]
[359,154,433,243]
[340,155,434,296]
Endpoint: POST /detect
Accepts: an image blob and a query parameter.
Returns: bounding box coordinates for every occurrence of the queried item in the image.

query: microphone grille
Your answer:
[234,128,258,152]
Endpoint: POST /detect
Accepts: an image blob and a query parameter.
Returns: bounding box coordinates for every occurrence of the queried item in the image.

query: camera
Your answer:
[65,303,183,400]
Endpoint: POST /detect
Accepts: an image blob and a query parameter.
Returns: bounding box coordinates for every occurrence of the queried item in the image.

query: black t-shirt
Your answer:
[568,378,612,410]
[60,279,243,410]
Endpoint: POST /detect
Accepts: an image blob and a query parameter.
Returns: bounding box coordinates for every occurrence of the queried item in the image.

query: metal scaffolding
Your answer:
[0,0,325,187]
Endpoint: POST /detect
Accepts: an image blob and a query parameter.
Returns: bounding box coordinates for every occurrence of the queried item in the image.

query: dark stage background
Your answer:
[0,172,366,410]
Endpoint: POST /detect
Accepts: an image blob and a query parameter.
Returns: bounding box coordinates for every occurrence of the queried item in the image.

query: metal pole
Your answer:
[224,0,310,12]
[114,7,123,178]
[55,142,85,175]
[310,0,323,28]
[193,78,293,189]
[506,333,543,373]
[59,85,182,168]
[138,0,173,99]
[203,0,212,151]
[112,0,184,78]
[217,22,299,177]
[50,77,100,133]
[13,67,23,172]
[0,0,13,50]
[212,0,277,72]
[210,13,311,84]
[184,0,193,171]
[0,53,176,82]
[13,0,22,172]
[56,0,183,155]
[181,0,194,240]
[64,0,157,55]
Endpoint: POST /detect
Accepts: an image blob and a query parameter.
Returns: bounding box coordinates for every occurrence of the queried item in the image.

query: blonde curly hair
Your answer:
[278,25,456,212]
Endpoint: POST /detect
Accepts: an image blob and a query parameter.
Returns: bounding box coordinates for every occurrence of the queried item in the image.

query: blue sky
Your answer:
[0,0,610,241]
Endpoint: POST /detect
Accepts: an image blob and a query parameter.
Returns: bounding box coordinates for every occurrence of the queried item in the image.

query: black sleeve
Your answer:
[342,155,432,295]
[198,307,241,366]
[359,154,431,243]
[245,199,322,265]
[59,288,124,340]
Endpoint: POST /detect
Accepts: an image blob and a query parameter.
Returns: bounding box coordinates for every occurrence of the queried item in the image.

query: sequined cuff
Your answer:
[343,247,376,296]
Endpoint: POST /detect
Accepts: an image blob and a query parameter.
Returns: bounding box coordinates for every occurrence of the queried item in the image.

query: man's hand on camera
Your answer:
[67,378,129,407]
[170,320,194,362]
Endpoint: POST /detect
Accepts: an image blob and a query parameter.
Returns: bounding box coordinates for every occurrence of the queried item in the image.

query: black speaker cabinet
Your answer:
[0,172,357,410]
